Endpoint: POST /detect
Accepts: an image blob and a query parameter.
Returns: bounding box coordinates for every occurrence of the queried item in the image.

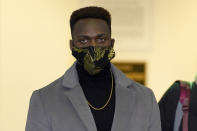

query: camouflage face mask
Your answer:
[72,46,115,75]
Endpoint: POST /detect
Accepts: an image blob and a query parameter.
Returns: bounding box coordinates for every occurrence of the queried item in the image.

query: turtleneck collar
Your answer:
[76,62,111,79]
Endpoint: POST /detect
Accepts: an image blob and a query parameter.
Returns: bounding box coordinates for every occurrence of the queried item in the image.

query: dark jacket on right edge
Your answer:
[159,81,197,131]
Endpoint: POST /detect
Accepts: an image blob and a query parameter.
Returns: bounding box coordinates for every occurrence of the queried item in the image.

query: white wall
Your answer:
[1,0,197,131]
[114,0,197,100]
[151,0,197,99]
[0,0,79,130]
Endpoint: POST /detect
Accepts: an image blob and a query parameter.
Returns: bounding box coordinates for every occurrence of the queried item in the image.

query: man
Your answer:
[25,6,161,131]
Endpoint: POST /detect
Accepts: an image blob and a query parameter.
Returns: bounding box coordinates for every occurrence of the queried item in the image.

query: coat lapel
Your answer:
[111,64,136,131]
[62,63,137,131]
[62,62,97,131]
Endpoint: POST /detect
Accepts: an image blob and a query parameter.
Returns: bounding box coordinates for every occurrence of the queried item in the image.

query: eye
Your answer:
[97,37,106,43]
[79,39,88,44]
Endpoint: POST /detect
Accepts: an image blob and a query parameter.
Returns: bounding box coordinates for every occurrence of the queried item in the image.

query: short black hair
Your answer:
[70,6,111,35]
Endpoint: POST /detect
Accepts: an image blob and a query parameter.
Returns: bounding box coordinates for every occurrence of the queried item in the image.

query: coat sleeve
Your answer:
[148,89,161,131]
[25,90,51,131]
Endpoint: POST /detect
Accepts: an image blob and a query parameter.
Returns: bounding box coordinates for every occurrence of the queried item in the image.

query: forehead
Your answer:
[72,18,110,37]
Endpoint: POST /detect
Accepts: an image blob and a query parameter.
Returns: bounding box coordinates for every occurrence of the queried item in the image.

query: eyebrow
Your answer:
[76,33,109,38]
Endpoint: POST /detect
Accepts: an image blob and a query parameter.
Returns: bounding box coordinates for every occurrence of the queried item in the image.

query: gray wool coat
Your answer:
[25,62,161,131]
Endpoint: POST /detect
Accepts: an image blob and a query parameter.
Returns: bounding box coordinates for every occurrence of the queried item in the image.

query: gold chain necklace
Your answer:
[87,71,114,111]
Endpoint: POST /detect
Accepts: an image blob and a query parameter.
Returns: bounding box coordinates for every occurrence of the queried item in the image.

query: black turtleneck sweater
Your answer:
[76,63,115,131]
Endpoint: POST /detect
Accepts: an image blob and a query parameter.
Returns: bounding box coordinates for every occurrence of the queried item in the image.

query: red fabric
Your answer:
[180,83,191,131]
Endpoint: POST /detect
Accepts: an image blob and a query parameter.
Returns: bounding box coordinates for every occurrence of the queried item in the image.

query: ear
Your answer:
[111,38,115,48]
[70,40,74,50]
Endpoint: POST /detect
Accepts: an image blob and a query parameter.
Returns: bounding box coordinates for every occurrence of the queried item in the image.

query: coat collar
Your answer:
[62,62,79,89]
[62,62,137,131]
[62,61,135,89]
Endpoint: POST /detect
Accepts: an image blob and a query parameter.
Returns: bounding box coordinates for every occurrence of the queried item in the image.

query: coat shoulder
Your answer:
[34,75,64,97]
[131,80,154,96]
